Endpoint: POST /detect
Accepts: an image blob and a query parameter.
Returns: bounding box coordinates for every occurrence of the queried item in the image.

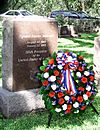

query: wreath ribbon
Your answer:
[63,68,77,95]
[57,56,78,95]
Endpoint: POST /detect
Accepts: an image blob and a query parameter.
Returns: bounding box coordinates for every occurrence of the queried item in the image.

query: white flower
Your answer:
[86,101,89,105]
[83,94,88,100]
[73,102,79,108]
[43,72,49,79]
[84,71,90,76]
[51,84,57,90]
[76,72,81,78]
[89,81,93,85]
[49,75,56,82]
[61,86,66,91]
[62,104,67,110]
[64,96,70,101]
[57,52,63,58]
[72,53,77,58]
[86,85,91,91]
[67,56,73,62]
[74,110,79,113]
[55,108,61,112]
[52,101,56,105]
[57,65,63,70]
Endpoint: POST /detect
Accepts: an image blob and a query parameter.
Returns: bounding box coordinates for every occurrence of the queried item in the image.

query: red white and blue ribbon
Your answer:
[56,52,78,95]
[63,69,77,95]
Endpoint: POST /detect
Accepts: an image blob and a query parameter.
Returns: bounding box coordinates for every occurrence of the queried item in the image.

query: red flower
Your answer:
[86,91,91,97]
[81,77,87,84]
[74,61,79,65]
[58,98,65,105]
[80,106,86,110]
[66,90,71,95]
[65,109,71,114]
[42,80,49,86]
[67,104,72,110]
[77,96,83,103]
[48,58,54,65]
[91,98,94,101]
[65,51,69,55]
[56,80,62,84]
[44,68,49,72]
[78,66,84,72]
[64,64,69,70]
[48,91,55,97]
[57,92,64,98]
[78,56,83,60]
[78,87,85,91]
[71,96,76,102]
[89,76,94,81]
[59,74,63,80]
[54,70,59,76]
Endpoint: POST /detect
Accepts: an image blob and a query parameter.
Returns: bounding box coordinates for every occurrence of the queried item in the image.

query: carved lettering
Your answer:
[13,20,57,91]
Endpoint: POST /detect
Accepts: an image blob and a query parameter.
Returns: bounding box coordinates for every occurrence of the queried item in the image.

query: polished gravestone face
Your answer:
[2,18,58,91]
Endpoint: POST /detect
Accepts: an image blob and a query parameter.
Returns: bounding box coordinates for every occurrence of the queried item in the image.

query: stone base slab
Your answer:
[0,88,44,118]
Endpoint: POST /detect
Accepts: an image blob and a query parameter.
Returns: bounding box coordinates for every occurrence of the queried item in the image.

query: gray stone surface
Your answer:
[0,88,44,118]
[93,36,100,89]
[2,20,13,91]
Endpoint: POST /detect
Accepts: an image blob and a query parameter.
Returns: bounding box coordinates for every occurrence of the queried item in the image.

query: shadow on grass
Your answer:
[63,33,99,48]
[72,33,98,41]
[0,36,2,40]
[69,39,93,48]
[1,95,99,130]
[0,28,2,32]
[60,37,94,48]
[80,33,99,41]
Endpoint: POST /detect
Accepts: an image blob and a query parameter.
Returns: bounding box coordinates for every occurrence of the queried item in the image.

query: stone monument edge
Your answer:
[2,19,13,91]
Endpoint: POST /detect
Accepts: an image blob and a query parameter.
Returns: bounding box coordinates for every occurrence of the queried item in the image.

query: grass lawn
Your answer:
[58,33,98,66]
[0,21,100,130]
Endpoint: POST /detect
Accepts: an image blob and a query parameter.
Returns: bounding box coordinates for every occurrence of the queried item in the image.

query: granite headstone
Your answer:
[0,18,58,117]
[2,18,58,91]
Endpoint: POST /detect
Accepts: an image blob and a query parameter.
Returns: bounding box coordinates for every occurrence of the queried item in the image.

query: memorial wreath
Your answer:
[37,51,97,115]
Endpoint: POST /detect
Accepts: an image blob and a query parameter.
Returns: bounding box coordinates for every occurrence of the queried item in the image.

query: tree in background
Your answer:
[0,0,100,17]
[7,0,34,10]
[0,0,8,13]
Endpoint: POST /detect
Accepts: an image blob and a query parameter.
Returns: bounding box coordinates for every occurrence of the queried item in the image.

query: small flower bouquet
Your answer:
[37,51,98,115]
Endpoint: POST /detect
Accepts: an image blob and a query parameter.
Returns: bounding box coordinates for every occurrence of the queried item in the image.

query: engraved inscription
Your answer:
[17,39,48,63]
[13,20,58,91]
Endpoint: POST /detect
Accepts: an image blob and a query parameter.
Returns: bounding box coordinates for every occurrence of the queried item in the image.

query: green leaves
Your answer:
[44,96,53,110]
[43,59,48,66]
[40,66,45,71]
[36,73,42,80]
[51,52,56,59]
[39,86,46,94]
[39,58,50,71]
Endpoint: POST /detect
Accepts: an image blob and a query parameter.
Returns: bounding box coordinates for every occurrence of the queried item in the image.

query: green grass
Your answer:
[0,92,100,130]
[0,21,100,130]
[58,33,99,66]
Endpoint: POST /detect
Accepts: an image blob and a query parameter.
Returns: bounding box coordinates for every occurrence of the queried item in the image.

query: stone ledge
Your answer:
[0,88,45,118]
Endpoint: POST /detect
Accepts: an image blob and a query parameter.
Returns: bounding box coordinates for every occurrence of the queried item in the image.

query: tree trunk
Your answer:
[81,0,85,11]
[62,0,70,10]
